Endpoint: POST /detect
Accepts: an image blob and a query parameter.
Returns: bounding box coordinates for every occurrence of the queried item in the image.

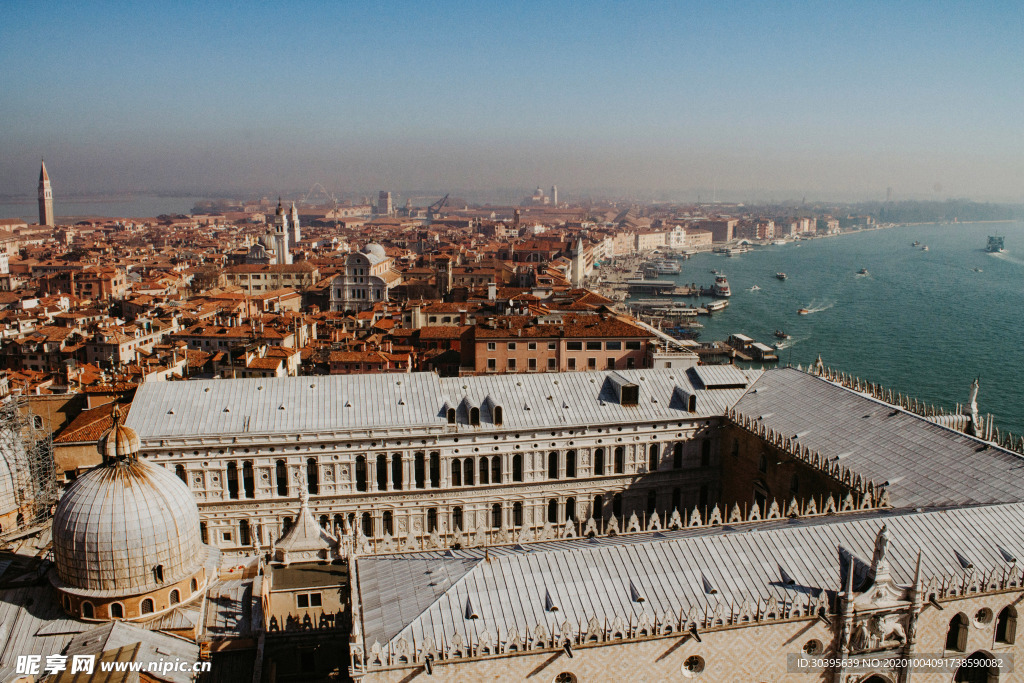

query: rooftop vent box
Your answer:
[606,372,639,406]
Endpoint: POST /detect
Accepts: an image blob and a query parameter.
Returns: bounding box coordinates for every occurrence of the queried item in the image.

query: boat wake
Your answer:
[989,251,1024,267]
[802,301,834,314]
[773,334,808,351]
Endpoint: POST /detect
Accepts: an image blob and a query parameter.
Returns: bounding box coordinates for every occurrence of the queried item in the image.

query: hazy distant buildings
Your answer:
[551,184,558,206]
[377,191,393,216]
[38,161,54,226]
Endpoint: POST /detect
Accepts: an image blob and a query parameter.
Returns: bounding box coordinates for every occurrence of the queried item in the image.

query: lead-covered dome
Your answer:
[51,405,204,599]
[52,459,204,596]
[361,242,386,260]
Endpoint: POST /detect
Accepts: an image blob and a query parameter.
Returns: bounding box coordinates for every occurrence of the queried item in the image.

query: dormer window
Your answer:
[493,406,503,426]
[447,408,456,424]
[154,564,164,583]
[470,407,480,426]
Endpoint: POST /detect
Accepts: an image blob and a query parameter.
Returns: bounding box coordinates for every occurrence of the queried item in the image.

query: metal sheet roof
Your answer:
[125,368,763,440]
[735,368,1024,507]
[358,502,1024,650]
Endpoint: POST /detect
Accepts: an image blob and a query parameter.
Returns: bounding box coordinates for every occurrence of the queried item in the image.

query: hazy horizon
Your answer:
[3,2,1022,204]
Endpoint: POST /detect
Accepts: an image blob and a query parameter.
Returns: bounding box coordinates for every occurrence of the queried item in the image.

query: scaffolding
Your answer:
[0,394,57,537]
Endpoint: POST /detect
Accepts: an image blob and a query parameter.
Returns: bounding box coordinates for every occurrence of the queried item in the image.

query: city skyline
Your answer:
[2,1,1022,202]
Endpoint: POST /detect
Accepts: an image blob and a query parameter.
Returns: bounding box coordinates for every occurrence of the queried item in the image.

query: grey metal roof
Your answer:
[125,368,763,440]
[357,502,1024,650]
[0,586,79,682]
[734,368,1024,508]
[57,620,199,683]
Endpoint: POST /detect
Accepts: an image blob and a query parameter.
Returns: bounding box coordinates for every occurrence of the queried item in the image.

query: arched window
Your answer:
[493,406,503,426]
[307,458,319,495]
[429,452,440,488]
[453,506,463,531]
[175,464,186,484]
[479,457,490,485]
[391,454,402,490]
[361,512,372,537]
[997,606,1017,644]
[649,444,659,472]
[463,459,474,485]
[376,454,387,490]
[451,458,462,486]
[954,651,1000,683]
[276,460,288,496]
[512,453,523,481]
[565,497,576,522]
[154,565,164,583]
[446,408,456,424]
[594,448,604,475]
[548,451,559,479]
[566,450,577,478]
[82,601,94,619]
[169,590,180,605]
[355,456,367,492]
[382,511,393,536]
[673,443,683,469]
[427,508,438,532]
[593,495,604,518]
[491,456,501,483]
[110,602,124,619]
[647,490,657,515]
[548,499,558,524]
[191,578,198,593]
[946,613,969,652]
[240,519,251,546]
[469,407,480,426]
[613,493,623,517]
[319,515,329,529]
[414,452,425,489]
[227,461,239,499]
[513,502,523,527]
[334,514,344,533]
[282,517,292,534]
[491,504,502,529]
[33,415,43,429]
[614,446,625,474]
[140,598,154,615]
[242,461,255,498]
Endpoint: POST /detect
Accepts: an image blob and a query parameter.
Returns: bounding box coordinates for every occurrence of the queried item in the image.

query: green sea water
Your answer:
[658,222,1024,435]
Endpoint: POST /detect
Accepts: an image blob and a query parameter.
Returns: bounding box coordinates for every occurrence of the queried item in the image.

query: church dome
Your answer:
[361,243,386,260]
[51,408,204,597]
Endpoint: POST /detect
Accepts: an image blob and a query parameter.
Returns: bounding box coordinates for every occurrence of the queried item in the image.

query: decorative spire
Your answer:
[40,159,49,182]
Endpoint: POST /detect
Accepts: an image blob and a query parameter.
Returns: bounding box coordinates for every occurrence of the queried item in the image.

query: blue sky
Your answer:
[1,1,1022,200]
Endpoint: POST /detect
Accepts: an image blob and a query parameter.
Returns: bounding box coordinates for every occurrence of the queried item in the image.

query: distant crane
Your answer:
[301,183,337,205]
[428,194,449,217]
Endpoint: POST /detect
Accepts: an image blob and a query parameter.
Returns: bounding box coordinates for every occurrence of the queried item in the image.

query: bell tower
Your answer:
[38,160,54,226]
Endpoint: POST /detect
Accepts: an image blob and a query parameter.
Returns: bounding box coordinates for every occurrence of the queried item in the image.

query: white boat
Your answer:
[712,275,731,298]
[749,285,761,291]
[643,258,682,275]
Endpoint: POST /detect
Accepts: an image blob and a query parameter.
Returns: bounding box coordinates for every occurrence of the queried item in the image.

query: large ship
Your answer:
[642,258,682,275]
[987,236,1006,253]
[712,275,731,298]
